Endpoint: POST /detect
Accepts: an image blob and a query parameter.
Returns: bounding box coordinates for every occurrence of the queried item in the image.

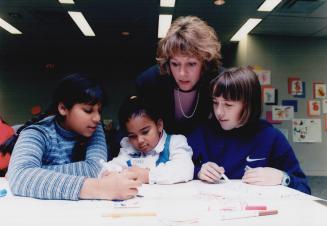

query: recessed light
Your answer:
[0,17,22,34]
[158,14,172,38]
[160,0,175,7]
[258,0,282,12]
[58,0,74,4]
[68,11,95,36]
[121,31,130,36]
[230,18,262,42]
[214,0,225,6]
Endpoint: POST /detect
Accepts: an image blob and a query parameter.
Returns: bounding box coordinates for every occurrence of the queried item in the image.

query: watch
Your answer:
[281,172,291,186]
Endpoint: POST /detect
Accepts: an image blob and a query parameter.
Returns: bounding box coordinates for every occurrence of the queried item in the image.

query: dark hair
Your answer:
[2,73,107,161]
[118,95,161,133]
[210,67,262,126]
[49,73,107,120]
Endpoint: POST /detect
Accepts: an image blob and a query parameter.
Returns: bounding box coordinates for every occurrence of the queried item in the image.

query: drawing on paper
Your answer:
[272,106,294,120]
[262,86,277,105]
[307,100,321,116]
[313,83,327,99]
[293,119,322,143]
[254,69,271,85]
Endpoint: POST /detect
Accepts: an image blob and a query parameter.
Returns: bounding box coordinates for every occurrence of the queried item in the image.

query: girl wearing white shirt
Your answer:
[100,95,194,184]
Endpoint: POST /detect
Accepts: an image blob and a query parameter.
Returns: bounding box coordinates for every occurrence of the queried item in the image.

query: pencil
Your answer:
[102,211,157,218]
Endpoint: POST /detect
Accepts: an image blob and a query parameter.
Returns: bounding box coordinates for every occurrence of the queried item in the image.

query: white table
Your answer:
[0,178,326,226]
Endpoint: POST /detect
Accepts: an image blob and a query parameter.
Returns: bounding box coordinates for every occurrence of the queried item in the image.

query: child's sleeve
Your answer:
[98,138,133,177]
[7,129,85,200]
[270,130,311,194]
[148,135,194,184]
[44,124,107,177]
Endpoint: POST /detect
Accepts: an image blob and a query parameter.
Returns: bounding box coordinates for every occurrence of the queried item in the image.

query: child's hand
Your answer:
[198,162,225,183]
[126,166,149,184]
[242,167,283,186]
[100,171,142,200]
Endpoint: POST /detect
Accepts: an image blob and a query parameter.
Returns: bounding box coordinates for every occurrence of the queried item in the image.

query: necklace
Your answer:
[177,88,200,119]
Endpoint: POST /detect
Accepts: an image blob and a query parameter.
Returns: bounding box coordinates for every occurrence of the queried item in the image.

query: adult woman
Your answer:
[136,16,223,135]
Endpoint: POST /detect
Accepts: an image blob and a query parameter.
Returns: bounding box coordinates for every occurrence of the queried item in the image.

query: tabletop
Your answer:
[0,178,326,226]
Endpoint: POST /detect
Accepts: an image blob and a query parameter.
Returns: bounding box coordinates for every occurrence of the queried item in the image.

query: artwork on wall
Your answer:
[323,99,327,114]
[262,86,277,105]
[288,77,300,94]
[291,80,304,96]
[282,100,298,112]
[293,119,322,143]
[266,111,282,124]
[307,100,321,116]
[254,69,271,85]
[313,82,327,99]
[272,106,294,121]
[293,81,306,98]
[288,77,305,98]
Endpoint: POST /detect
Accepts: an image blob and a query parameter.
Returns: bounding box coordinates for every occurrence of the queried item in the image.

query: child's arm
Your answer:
[7,129,86,200]
[243,130,311,194]
[44,124,107,177]
[148,135,194,184]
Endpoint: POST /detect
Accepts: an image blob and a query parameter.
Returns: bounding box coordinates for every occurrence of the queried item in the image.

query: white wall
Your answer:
[235,35,327,176]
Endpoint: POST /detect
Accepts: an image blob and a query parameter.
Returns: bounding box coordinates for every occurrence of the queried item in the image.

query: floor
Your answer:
[307,176,327,199]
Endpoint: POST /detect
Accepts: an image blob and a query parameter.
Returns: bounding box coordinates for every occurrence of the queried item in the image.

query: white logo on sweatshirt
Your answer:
[246,156,266,162]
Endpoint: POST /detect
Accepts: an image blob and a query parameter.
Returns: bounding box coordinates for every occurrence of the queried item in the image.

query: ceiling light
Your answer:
[158,14,172,38]
[160,0,175,7]
[58,0,75,4]
[214,0,225,6]
[230,18,262,42]
[68,11,95,36]
[258,0,282,12]
[121,31,130,36]
[0,17,22,34]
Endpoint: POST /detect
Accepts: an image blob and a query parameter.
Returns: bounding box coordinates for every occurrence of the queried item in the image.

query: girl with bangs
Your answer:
[188,67,310,194]
[136,16,224,135]
[8,74,141,200]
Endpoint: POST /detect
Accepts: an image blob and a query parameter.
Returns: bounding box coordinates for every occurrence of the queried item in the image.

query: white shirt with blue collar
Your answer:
[100,130,194,184]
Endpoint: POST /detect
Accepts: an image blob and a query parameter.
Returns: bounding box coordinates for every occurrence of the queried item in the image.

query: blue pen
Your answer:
[0,189,7,197]
[126,160,132,167]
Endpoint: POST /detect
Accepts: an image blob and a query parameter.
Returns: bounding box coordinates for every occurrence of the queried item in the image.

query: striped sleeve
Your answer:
[7,128,85,200]
[44,124,107,177]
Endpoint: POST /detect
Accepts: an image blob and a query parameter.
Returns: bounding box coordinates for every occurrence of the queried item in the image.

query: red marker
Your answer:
[245,205,267,210]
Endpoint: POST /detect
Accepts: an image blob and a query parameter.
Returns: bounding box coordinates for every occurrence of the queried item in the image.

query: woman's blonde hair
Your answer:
[156,16,222,75]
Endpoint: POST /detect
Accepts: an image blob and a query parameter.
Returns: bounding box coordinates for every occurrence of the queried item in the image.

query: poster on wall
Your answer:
[266,111,282,124]
[272,106,294,121]
[323,99,327,114]
[293,119,322,143]
[291,80,304,96]
[288,77,300,94]
[313,82,327,99]
[254,69,271,85]
[307,100,321,116]
[262,86,277,105]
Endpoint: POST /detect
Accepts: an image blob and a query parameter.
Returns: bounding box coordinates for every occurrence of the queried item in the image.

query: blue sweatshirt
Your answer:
[188,119,311,194]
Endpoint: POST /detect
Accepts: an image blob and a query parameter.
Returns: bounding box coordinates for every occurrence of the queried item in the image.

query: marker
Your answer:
[0,189,7,197]
[102,211,157,218]
[221,210,278,220]
[245,205,267,210]
[126,160,132,167]
[221,173,231,183]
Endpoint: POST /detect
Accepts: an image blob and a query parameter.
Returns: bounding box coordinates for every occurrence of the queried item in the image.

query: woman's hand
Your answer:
[242,167,283,186]
[198,162,225,183]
